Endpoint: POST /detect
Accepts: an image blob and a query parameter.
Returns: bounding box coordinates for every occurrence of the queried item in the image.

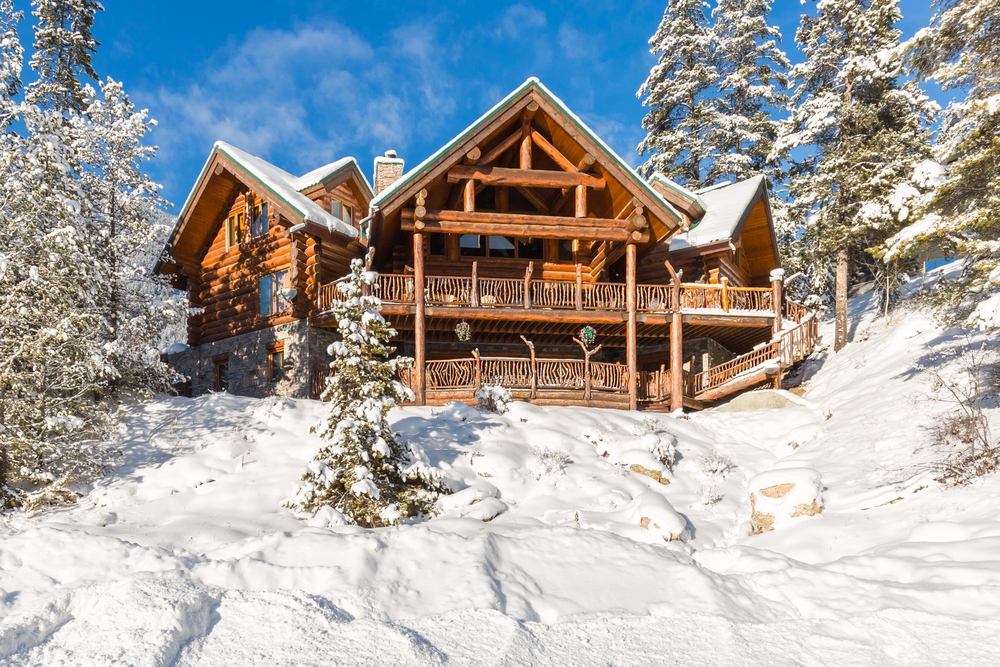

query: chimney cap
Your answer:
[384,149,397,158]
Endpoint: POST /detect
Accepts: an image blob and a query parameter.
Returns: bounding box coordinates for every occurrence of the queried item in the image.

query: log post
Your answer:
[771,268,785,390]
[521,335,537,399]
[472,348,482,393]
[658,363,666,402]
[575,184,586,218]
[575,263,583,310]
[414,231,426,406]
[471,261,479,307]
[574,338,602,402]
[721,276,729,313]
[524,261,533,309]
[464,179,476,213]
[670,274,684,413]
[626,243,638,411]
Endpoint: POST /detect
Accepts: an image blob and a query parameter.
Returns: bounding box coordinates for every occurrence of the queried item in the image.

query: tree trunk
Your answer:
[835,245,849,352]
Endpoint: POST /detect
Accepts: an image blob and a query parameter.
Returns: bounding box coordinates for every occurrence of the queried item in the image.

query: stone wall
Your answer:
[682,337,736,374]
[168,320,338,399]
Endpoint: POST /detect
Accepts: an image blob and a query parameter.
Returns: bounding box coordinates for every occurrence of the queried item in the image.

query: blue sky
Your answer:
[27,0,942,210]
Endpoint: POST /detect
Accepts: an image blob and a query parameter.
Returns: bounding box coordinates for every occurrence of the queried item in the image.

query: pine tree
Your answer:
[707,0,790,184]
[637,0,719,187]
[286,260,446,528]
[26,0,101,113]
[882,0,1000,329]
[773,0,936,351]
[72,79,185,396]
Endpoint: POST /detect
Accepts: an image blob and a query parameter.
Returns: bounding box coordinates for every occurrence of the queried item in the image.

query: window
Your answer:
[331,199,353,224]
[460,234,543,259]
[214,359,229,392]
[488,236,516,258]
[460,234,486,257]
[251,201,269,238]
[518,237,544,260]
[430,233,447,256]
[260,270,291,317]
[227,210,246,247]
[558,239,575,262]
[268,344,285,383]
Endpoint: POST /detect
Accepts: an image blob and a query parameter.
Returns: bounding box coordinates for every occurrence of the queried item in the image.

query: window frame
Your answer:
[214,357,229,392]
[330,198,354,225]
[251,200,269,238]
[267,343,286,383]
[260,270,292,318]
[457,234,544,260]
[226,210,246,248]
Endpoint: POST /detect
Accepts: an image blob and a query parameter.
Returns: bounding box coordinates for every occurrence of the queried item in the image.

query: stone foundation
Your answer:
[683,337,735,374]
[168,320,337,399]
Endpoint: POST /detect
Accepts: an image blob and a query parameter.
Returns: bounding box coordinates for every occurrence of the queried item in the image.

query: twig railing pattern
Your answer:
[322,274,778,314]
[691,341,780,396]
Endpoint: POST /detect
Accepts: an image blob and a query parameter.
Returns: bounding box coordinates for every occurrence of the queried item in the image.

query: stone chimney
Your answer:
[373,150,404,195]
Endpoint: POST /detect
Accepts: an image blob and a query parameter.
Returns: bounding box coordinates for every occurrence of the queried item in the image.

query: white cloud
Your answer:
[140,19,459,199]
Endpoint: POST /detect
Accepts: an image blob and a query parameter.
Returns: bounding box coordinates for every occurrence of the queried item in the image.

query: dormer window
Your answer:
[330,199,353,224]
[251,201,269,238]
[227,210,245,247]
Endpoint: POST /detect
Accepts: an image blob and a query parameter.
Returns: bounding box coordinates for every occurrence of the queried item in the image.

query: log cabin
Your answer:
[157,78,817,411]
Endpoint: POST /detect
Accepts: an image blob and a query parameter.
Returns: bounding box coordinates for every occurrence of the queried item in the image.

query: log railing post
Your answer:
[521,335,536,399]
[626,243,638,411]
[721,276,729,313]
[771,269,785,390]
[575,263,583,310]
[658,363,665,402]
[524,261,533,309]
[471,261,479,307]
[574,338,601,402]
[472,348,482,393]
[663,261,684,412]
[413,230,426,406]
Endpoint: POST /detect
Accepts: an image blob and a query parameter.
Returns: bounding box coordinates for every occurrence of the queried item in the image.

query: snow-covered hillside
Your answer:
[2,266,999,666]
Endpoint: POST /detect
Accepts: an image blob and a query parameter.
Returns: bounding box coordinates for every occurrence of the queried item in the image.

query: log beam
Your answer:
[447,165,606,190]
[401,218,648,242]
[627,243,638,411]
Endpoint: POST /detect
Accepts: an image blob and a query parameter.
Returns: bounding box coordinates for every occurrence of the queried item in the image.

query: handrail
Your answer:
[320,273,790,317]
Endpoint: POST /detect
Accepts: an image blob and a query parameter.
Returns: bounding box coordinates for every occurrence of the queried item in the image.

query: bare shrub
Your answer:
[476,385,512,414]
[699,451,735,479]
[699,484,722,506]
[528,446,569,480]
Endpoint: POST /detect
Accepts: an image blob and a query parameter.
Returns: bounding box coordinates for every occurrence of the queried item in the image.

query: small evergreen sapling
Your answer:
[287,260,446,527]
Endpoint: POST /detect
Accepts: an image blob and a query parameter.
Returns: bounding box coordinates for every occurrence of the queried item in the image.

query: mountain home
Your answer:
[156,78,816,411]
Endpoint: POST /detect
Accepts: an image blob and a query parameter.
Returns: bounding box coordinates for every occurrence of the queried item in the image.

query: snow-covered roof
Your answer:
[669,175,767,252]
[648,173,706,214]
[371,77,682,226]
[172,142,376,246]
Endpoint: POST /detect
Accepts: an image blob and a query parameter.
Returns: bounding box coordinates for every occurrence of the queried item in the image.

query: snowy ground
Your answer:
[3,264,1000,665]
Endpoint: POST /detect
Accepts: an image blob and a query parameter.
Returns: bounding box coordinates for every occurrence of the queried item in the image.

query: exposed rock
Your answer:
[630,464,670,485]
[759,483,795,498]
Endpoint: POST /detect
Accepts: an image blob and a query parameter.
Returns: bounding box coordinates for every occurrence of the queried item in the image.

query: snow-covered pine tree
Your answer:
[773,0,936,351]
[636,0,719,187]
[707,0,790,185]
[72,79,185,396]
[25,0,100,113]
[882,0,1000,329]
[286,260,446,528]
[0,9,119,506]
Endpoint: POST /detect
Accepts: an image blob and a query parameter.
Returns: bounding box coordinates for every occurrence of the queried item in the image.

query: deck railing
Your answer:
[326,273,777,316]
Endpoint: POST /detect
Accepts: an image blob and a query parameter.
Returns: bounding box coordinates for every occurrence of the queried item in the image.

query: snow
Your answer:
[670,175,766,251]
[3,269,1000,663]
[213,142,359,240]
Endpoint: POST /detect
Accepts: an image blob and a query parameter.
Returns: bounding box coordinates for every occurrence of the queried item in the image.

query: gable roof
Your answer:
[156,143,374,277]
[372,77,682,226]
[669,175,768,251]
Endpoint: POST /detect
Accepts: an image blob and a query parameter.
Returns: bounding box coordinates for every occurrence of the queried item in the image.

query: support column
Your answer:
[626,243,638,411]
[771,268,785,390]
[414,231,426,406]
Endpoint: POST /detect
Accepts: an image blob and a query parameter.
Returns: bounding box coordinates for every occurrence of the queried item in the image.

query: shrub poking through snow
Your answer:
[286,260,447,527]
[476,384,512,414]
[699,451,735,479]
[528,446,569,481]
[699,484,722,507]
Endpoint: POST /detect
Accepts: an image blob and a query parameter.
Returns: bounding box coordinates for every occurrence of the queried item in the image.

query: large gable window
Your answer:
[460,235,543,259]
[260,270,291,317]
[330,199,353,225]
